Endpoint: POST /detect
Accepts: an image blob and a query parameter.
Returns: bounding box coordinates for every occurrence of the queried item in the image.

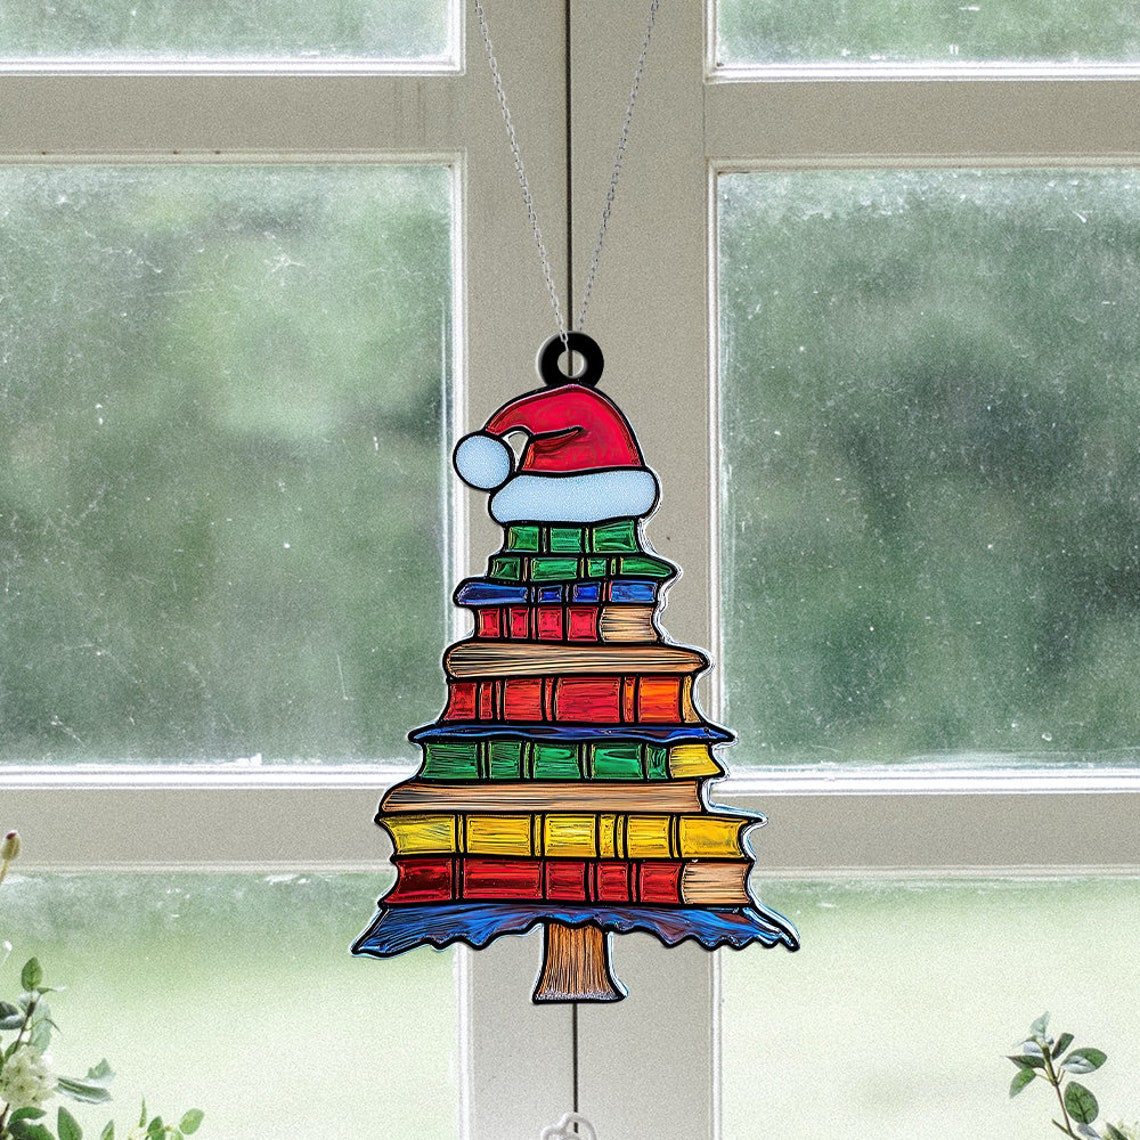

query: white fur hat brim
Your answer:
[489,468,660,524]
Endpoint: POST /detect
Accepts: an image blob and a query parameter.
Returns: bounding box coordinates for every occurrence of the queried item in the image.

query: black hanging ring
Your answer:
[537,331,605,388]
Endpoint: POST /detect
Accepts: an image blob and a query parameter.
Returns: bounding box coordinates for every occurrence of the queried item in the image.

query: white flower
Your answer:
[0,1046,57,1110]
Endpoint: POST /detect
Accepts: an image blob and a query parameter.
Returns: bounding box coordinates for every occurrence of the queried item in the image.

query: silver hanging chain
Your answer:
[472,0,661,344]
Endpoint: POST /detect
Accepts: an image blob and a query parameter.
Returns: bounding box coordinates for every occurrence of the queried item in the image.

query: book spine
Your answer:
[419,738,722,781]
[384,856,752,907]
[486,553,675,585]
[455,579,661,608]
[444,640,707,677]
[381,779,704,815]
[501,519,643,555]
[441,674,700,725]
[471,604,658,643]
[383,812,751,859]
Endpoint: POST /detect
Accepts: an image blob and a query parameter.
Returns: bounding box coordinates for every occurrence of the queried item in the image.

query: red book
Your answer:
[509,607,529,639]
[444,681,477,721]
[464,857,543,900]
[475,609,502,638]
[554,676,623,722]
[384,856,723,906]
[639,861,685,903]
[536,606,564,640]
[545,860,589,902]
[595,861,633,903]
[443,674,691,724]
[385,857,457,903]
[566,606,599,641]
[502,677,544,720]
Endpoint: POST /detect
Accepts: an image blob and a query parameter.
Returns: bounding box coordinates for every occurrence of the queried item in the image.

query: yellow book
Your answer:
[668,742,723,778]
[383,810,751,859]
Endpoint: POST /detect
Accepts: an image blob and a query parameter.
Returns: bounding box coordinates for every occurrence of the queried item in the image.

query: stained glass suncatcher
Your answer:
[354,333,799,1001]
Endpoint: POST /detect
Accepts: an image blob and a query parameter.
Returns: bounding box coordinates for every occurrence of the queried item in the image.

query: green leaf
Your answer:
[138,1099,148,1128]
[1052,1033,1075,1058]
[8,1120,55,1140]
[56,1074,115,1104]
[1103,1125,1129,1140]
[29,1015,54,1052]
[1062,1048,1108,1075]
[1031,1012,1051,1037]
[82,1060,115,1088]
[99,1122,115,1140]
[1065,1081,1100,1125]
[178,1110,204,1135]
[8,1108,47,1123]
[1009,1053,1048,1070]
[1010,1068,1037,1097]
[0,999,24,1029]
[20,958,44,991]
[146,1116,165,1138]
[58,1104,84,1140]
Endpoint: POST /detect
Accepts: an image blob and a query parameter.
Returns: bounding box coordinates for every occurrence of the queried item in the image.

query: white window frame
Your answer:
[3,3,1140,1138]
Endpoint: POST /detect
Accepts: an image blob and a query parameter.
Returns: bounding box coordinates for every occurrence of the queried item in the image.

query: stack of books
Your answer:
[354,515,800,963]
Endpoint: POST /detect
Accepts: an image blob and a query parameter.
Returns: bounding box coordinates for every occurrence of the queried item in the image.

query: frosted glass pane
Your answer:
[0,164,452,763]
[0,0,451,63]
[717,0,1140,66]
[719,170,1140,765]
[1,872,459,1139]
[721,878,1140,1140]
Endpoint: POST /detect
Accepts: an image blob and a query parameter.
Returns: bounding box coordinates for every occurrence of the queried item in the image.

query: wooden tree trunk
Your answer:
[532,921,625,1002]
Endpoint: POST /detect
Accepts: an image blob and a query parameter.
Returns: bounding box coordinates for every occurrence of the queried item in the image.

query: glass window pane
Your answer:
[719,169,1140,765]
[721,877,1140,1139]
[0,164,452,763]
[0,0,452,64]
[1,871,459,1139]
[717,0,1140,67]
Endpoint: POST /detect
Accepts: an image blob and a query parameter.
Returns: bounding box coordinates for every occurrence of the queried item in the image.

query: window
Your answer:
[716,0,1140,69]
[3,3,1139,1138]
[704,7,1140,1139]
[0,6,479,1136]
[1,163,452,765]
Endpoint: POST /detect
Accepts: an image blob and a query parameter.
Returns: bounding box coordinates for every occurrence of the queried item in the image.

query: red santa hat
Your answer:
[453,340,660,524]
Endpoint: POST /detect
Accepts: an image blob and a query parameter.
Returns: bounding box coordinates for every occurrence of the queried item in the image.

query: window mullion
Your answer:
[723,776,1140,875]
[705,76,1140,165]
[0,73,467,156]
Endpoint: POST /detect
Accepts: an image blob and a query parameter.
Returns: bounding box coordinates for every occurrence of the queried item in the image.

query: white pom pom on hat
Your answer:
[454,430,515,491]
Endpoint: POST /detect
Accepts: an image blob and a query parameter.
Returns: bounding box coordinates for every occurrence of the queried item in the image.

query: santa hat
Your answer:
[454,377,660,525]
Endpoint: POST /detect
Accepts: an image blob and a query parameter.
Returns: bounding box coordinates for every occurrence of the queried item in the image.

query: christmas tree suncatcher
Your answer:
[353,332,800,1001]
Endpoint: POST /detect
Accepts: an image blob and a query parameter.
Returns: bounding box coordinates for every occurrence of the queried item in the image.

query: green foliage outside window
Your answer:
[720,169,1140,763]
[0,0,448,61]
[0,165,451,762]
[717,0,1140,65]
